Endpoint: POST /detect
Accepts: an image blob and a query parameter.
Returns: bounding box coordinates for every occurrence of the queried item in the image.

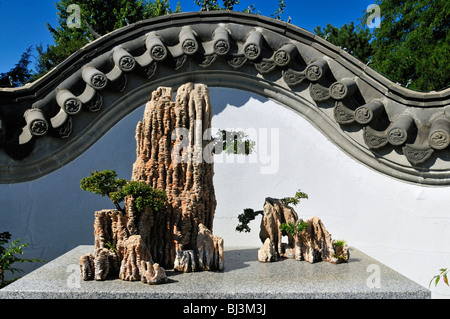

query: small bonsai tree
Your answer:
[236,189,309,233]
[281,189,309,207]
[80,170,167,213]
[279,219,309,236]
[0,232,43,288]
[212,129,256,156]
[80,170,127,212]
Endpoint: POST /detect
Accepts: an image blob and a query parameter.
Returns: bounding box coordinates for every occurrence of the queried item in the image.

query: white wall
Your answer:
[1,88,449,298]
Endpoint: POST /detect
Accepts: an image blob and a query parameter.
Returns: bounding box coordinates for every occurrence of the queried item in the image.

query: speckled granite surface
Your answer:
[0,246,430,299]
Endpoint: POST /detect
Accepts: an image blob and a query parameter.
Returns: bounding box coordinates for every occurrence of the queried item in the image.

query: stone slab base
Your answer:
[0,246,430,299]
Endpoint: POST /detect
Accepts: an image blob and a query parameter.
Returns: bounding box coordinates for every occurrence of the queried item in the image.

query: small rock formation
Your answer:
[258,238,277,263]
[80,83,223,285]
[258,198,349,264]
[80,211,168,284]
[79,210,123,282]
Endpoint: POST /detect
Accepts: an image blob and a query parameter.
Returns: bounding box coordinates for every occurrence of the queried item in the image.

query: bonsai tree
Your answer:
[279,219,309,236]
[236,189,309,233]
[212,129,256,156]
[0,232,43,288]
[80,170,167,213]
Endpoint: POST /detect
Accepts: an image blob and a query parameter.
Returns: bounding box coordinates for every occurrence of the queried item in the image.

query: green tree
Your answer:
[80,170,167,213]
[195,0,225,10]
[363,0,450,92]
[194,0,286,17]
[314,22,374,64]
[110,180,167,213]
[80,170,128,212]
[32,0,176,81]
[236,189,308,233]
[0,47,33,88]
[0,232,43,288]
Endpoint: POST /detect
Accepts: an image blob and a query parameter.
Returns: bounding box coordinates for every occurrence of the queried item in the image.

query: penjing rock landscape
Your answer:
[80,83,224,285]
[79,82,347,287]
[258,198,349,264]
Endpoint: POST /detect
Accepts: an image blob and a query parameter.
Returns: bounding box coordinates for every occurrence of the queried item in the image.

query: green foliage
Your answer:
[314,22,374,64]
[236,189,308,233]
[213,130,256,156]
[0,232,43,288]
[271,0,286,20]
[26,0,291,82]
[280,220,308,236]
[362,0,450,91]
[111,180,167,213]
[0,47,33,88]
[315,1,449,92]
[195,0,225,10]
[80,170,127,198]
[279,222,296,235]
[31,0,175,81]
[334,240,346,248]
[81,170,167,213]
[236,208,262,233]
[281,189,308,207]
[80,170,127,211]
[105,241,118,254]
[430,268,449,288]
[194,0,286,19]
[332,253,346,260]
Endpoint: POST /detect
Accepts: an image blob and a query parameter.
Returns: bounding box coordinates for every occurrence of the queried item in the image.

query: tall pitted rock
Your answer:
[258,198,349,264]
[130,83,222,271]
[80,83,223,285]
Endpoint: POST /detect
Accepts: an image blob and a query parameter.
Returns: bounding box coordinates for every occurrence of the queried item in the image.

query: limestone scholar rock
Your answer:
[259,197,298,256]
[258,198,349,264]
[130,83,222,271]
[80,83,223,285]
[80,210,168,284]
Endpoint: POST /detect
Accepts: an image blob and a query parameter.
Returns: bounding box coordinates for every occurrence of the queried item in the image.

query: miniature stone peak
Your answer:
[80,83,223,285]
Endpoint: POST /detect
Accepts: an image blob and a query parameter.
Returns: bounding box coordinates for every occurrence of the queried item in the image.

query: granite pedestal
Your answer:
[0,246,430,299]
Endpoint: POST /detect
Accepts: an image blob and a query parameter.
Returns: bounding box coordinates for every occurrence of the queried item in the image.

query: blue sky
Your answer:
[0,0,376,74]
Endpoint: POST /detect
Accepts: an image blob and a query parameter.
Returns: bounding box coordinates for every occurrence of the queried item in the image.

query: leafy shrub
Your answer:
[81,170,167,213]
[0,232,43,288]
[280,220,309,236]
[334,240,346,247]
[430,268,449,288]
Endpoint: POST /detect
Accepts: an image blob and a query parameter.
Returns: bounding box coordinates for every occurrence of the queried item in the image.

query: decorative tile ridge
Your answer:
[0,11,448,185]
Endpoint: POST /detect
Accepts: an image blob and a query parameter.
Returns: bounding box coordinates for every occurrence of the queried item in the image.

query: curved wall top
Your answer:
[0,11,449,185]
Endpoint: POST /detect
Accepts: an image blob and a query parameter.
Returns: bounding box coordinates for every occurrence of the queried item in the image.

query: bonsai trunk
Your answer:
[113,201,124,213]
